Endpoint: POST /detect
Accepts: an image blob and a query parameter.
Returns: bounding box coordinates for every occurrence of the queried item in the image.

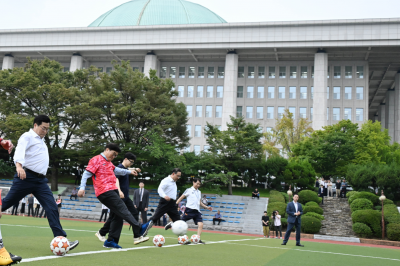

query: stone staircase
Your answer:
[319,197,355,237]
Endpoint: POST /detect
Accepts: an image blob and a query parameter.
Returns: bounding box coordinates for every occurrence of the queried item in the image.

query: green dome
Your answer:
[89,0,227,27]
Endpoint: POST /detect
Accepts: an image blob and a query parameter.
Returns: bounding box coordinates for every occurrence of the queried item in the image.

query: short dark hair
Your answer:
[192,178,201,184]
[33,115,50,126]
[124,152,136,161]
[139,181,144,184]
[105,143,121,153]
[171,168,181,174]
[264,211,267,213]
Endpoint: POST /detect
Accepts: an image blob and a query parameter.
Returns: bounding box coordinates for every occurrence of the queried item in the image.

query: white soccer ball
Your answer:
[171,220,188,236]
[50,236,70,256]
[190,234,201,244]
[178,235,189,245]
[153,235,165,247]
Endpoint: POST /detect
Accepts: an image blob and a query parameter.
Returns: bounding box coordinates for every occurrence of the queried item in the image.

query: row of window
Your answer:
[177,85,224,98]
[64,66,143,73]
[161,67,225,79]
[186,105,223,118]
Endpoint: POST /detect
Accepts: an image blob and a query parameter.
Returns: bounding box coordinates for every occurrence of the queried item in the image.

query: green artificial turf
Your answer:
[1,215,399,266]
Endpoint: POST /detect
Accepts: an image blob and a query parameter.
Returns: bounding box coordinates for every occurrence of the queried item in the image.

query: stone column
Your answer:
[70,53,83,72]
[144,52,158,77]
[385,89,395,143]
[313,50,328,130]
[395,73,400,143]
[221,51,238,130]
[379,103,386,131]
[2,54,15,70]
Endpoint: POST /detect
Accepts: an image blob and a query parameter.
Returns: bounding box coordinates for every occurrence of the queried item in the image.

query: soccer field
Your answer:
[1,215,399,266]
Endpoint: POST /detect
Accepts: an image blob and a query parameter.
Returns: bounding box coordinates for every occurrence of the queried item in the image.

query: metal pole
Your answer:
[381,190,385,240]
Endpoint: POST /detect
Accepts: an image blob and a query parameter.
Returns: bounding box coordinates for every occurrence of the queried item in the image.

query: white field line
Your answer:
[226,242,400,262]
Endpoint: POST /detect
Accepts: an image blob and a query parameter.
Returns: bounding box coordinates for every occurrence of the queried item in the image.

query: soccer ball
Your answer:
[190,234,201,244]
[178,235,189,245]
[171,220,188,236]
[50,236,70,256]
[153,235,165,247]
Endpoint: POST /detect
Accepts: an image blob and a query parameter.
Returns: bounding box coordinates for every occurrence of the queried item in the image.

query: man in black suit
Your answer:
[74,167,82,186]
[318,184,324,204]
[281,194,304,247]
[134,182,149,223]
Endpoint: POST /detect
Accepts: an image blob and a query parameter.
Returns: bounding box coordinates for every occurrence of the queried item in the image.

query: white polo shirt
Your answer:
[183,186,201,211]
[158,175,177,200]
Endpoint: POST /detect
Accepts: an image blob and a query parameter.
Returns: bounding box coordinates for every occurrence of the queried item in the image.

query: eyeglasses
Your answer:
[129,159,135,164]
[40,126,49,132]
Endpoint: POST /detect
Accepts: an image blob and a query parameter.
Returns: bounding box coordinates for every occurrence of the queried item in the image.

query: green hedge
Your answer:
[350,198,373,212]
[298,190,320,205]
[281,192,289,203]
[303,206,323,215]
[383,204,400,225]
[352,222,373,238]
[305,201,319,207]
[374,206,382,211]
[347,191,359,199]
[301,216,321,234]
[348,192,379,205]
[267,202,287,218]
[383,198,394,205]
[269,190,286,203]
[351,209,381,237]
[387,224,400,241]
[281,218,288,228]
[303,212,324,221]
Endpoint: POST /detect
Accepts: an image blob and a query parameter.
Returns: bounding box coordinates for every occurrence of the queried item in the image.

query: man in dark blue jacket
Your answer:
[281,194,304,247]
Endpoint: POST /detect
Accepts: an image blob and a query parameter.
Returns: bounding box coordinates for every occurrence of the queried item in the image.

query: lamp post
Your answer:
[379,190,386,240]
[287,185,293,202]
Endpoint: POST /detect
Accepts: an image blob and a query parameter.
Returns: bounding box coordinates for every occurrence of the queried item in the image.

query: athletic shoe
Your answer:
[95,231,106,242]
[183,241,191,245]
[0,247,13,265]
[164,221,173,230]
[197,240,205,244]
[275,237,278,239]
[9,253,22,264]
[133,236,149,245]
[68,240,79,251]
[103,240,122,249]
[140,220,153,237]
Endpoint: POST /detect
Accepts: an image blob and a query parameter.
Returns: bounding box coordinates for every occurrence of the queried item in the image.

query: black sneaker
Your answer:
[197,240,205,244]
[68,240,79,251]
[183,241,191,245]
[10,253,22,264]
[164,222,173,230]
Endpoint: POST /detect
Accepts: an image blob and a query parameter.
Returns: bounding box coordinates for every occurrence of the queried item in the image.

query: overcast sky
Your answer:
[1,0,399,29]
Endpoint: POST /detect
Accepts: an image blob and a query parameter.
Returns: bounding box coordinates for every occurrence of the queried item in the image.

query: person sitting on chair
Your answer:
[213,211,225,225]
[252,189,260,199]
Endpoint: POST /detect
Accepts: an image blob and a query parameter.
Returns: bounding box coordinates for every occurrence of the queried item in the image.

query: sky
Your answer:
[0,0,399,29]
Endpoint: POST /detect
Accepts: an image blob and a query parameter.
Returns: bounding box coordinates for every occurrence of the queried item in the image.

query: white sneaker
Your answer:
[134,236,149,245]
[275,237,278,239]
[95,231,106,242]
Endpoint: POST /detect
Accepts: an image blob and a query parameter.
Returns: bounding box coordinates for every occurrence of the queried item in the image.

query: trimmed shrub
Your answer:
[387,224,400,241]
[352,223,373,238]
[298,190,320,204]
[352,209,381,237]
[383,198,395,205]
[267,202,287,218]
[303,212,324,221]
[383,204,400,224]
[303,206,323,215]
[269,190,286,203]
[305,201,319,207]
[281,218,288,228]
[350,198,373,212]
[317,197,322,204]
[386,215,400,224]
[348,192,379,205]
[347,191,359,199]
[281,192,289,203]
[301,216,321,234]
[374,206,382,211]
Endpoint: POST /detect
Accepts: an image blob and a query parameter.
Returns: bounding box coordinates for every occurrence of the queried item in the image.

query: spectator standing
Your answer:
[327,180,333,198]
[20,196,26,216]
[273,210,282,239]
[74,167,82,186]
[27,194,34,216]
[281,194,304,247]
[11,202,19,216]
[252,188,260,199]
[134,181,149,224]
[262,211,270,238]
[162,214,168,226]
[341,179,347,198]
[323,179,328,196]
[70,188,78,201]
[318,184,324,204]
[213,210,224,225]
[99,204,109,222]
[34,197,40,217]
[315,178,319,188]
[336,180,341,198]
[56,195,62,214]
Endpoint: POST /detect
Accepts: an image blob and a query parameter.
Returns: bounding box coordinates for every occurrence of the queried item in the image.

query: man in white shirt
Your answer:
[176,178,212,244]
[140,168,182,237]
[1,115,79,251]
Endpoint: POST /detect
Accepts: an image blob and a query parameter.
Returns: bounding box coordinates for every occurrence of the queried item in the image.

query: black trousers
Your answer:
[137,202,148,223]
[34,205,41,217]
[252,193,259,199]
[213,218,224,225]
[20,203,26,214]
[27,203,34,216]
[275,225,282,237]
[97,190,141,242]
[283,219,301,245]
[99,209,108,222]
[11,204,19,215]
[70,194,77,200]
[74,175,81,185]
[151,198,181,223]
[320,195,324,204]
[39,208,47,218]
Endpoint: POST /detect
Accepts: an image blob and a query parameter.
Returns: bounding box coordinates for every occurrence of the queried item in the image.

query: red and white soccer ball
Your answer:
[178,235,189,245]
[190,234,201,244]
[153,235,165,247]
[50,236,70,256]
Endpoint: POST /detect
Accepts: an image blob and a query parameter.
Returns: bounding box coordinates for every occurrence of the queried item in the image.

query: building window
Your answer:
[267,107,274,119]
[64,67,70,72]
[268,87,275,99]
[237,86,243,98]
[310,107,313,121]
[195,125,201,137]
[196,105,202,117]
[334,66,341,78]
[216,106,222,118]
[198,67,204,78]
[290,66,297,78]
[217,86,223,98]
[266,127,272,133]
[257,87,264,98]
[300,107,306,118]
[218,67,225,78]
[356,66,364,78]
[311,87,314,99]
[246,106,253,119]
[333,108,340,121]
[236,106,243,117]
[170,67,176,78]
[186,125,192,137]
[256,107,263,119]
[333,87,340,100]
[300,87,307,99]
[205,106,212,118]
[184,146,191,153]
[327,87,329,99]
[278,107,285,119]
[258,66,265,78]
[197,86,203,98]
[311,66,314,78]
[327,107,329,121]
[279,66,286,78]
[269,66,276,78]
[178,86,184,97]
[344,108,352,120]
[356,108,363,121]
[345,66,352,78]
[206,86,213,98]
[204,145,210,152]
[301,66,307,78]
[106,67,112,73]
[208,67,214,78]
[247,86,254,98]
[189,67,195,78]
[248,67,255,78]
[186,105,192,117]
[179,67,185,78]
[344,87,352,100]
[217,125,221,131]
[278,87,285,99]
[238,66,245,78]
[327,66,330,78]
[187,86,194,97]
[289,87,296,99]
[194,145,200,155]
[133,67,139,72]
[356,87,364,100]
[289,107,296,119]
[160,67,167,78]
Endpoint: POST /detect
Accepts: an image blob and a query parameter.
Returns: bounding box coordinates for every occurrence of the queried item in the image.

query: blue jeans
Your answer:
[283,219,301,244]
[2,172,67,237]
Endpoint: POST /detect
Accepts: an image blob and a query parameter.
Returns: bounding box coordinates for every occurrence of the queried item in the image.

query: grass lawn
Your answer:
[1,215,399,266]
